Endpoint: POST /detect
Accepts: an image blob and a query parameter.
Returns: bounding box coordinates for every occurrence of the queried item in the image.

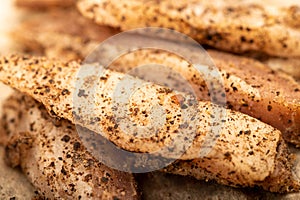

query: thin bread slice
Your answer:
[105,47,300,146]
[14,31,298,84]
[0,55,299,192]
[2,92,139,199]
[77,0,300,58]
[2,92,299,193]
[13,6,300,81]
[11,12,300,146]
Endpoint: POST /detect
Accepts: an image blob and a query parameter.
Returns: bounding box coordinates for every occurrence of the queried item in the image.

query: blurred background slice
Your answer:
[0,147,36,199]
[0,1,15,113]
[15,0,75,9]
[0,1,35,198]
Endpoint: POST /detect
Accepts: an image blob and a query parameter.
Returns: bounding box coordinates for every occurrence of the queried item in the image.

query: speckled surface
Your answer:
[77,0,300,58]
[1,0,300,199]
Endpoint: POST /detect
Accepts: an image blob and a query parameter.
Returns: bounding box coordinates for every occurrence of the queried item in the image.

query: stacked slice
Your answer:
[1,1,300,199]
[77,0,300,79]
[0,53,299,193]
[3,92,139,199]
[12,9,300,146]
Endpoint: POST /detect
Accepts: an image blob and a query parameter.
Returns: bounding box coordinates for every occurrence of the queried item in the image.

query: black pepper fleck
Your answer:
[267,105,272,111]
[61,166,67,175]
[61,135,71,142]
[101,177,109,183]
[61,89,70,95]
[73,142,81,151]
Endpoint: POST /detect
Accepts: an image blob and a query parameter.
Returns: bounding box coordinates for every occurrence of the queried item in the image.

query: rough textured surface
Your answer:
[2,93,139,200]
[209,51,300,144]
[2,92,299,194]
[3,1,300,198]
[0,55,298,192]
[12,7,300,144]
[12,18,300,146]
[108,48,300,146]
[164,136,297,193]
[13,7,300,82]
[77,0,300,58]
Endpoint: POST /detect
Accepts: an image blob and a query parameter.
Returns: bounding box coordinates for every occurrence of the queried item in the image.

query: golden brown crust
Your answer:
[262,138,299,193]
[0,55,297,191]
[77,0,300,58]
[12,11,300,146]
[13,7,300,82]
[164,137,299,193]
[208,51,300,145]
[11,18,300,145]
[3,93,139,199]
[3,92,299,194]
[109,48,300,145]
